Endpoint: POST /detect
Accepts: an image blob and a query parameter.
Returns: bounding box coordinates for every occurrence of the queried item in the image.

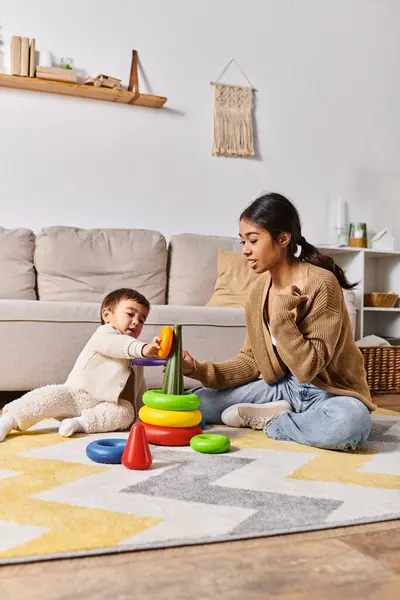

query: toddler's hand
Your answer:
[142,337,161,357]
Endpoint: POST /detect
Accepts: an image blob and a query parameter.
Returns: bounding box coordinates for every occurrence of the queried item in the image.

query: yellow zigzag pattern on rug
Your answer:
[234,408,400,490]
[0,431,159,559]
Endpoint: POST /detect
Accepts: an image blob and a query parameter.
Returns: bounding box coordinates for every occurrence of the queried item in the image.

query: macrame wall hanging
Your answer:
[211,59,256,158]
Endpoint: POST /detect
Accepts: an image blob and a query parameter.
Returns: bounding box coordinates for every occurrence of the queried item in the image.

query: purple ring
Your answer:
[132,357,168,367]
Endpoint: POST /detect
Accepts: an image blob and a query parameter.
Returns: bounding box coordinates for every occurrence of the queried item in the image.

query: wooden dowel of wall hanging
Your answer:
[128,50,139,96]
[210,81,257,91]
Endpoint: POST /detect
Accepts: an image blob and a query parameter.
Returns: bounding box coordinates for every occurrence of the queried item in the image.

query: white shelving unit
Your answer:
[316,246,400,341]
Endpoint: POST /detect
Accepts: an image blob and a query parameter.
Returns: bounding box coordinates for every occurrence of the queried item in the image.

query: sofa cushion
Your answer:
[206,248,260,307]
[34,227,167,304]
[0,299,245,327]
[168,233,242,305]
[0,300,246,390]
[0,296,357,391]
[0,299,100,322]
[0,226,36,300]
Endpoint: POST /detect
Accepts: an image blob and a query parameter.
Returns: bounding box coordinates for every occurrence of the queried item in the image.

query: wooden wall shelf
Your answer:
[0,74,167,108]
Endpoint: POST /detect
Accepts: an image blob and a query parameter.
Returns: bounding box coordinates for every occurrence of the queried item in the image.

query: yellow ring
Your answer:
[139,406,202,428]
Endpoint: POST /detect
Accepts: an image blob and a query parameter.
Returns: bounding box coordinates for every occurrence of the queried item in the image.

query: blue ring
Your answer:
[86,438,127,464]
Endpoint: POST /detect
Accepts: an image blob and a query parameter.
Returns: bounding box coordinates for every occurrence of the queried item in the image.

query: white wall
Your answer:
[0,0,399,246]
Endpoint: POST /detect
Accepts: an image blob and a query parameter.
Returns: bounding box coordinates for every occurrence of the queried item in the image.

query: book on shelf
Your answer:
[10,36,21,75]
[29,39,36,77]
[36,66,78,83]
[10,35,36,77]
[20,37,30,76]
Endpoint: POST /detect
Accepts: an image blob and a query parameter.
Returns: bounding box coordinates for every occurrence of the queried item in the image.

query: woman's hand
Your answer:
[182,349,195,376]
[161,349,196,375]
[278,284,309,302]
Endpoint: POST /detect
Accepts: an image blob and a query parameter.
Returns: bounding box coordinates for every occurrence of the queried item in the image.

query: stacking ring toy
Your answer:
[131,357,167,367]
[190,434,231,454]
[158,326,173,359]
[143,390,200,411]
[86,439,126,464]
[139,405,202,428]
[142,423,203,446]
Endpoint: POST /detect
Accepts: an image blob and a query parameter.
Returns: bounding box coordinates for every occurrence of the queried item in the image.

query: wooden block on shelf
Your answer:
[36,67,78,83]
[10,36,21,76]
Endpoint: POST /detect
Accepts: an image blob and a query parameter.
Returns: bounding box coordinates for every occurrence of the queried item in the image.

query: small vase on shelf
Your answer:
[348,222,368,248]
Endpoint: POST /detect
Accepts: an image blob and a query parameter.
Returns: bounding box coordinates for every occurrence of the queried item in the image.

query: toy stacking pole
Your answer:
[139,324,203,446]
[161,324,184,395]
[137,324,229,454]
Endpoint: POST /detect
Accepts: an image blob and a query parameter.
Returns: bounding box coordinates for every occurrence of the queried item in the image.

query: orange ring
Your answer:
[158,325,173,359]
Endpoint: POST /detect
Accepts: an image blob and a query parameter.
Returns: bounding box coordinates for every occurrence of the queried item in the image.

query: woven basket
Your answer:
[364,292,398,308]
[361,346,400,393]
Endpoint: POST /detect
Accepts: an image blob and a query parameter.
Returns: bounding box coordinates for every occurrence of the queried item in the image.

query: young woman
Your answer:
[182,193,374,450]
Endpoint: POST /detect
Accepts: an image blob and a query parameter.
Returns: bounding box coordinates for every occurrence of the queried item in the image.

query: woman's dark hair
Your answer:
[240,193,356,290]
[100,288,150,324]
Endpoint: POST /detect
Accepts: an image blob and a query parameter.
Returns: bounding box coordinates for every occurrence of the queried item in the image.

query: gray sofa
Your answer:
[0,226,356,392]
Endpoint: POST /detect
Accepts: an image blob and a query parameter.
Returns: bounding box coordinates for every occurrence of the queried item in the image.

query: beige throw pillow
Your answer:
[206,248,260,308]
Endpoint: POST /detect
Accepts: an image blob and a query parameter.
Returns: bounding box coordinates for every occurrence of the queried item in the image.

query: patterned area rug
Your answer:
[0,408,399,565]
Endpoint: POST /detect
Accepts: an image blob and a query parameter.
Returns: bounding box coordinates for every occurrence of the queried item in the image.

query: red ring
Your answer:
[142,422,203,446]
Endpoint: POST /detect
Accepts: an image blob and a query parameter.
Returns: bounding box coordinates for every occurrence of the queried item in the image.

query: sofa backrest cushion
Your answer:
[168,233,241,305]
[35,227,167,304]
[0,226,36,300]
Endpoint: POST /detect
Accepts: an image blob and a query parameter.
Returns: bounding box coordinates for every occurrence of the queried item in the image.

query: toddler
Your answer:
[0,288,160,442]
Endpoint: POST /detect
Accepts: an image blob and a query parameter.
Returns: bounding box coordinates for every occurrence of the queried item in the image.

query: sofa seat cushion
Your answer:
[34,227,168,304]
[0,300,246,326]
[0,299,100,322]
[0,297,356,392]
[145,304,245,327]
[0,227,36,300]
[0,301,246,391]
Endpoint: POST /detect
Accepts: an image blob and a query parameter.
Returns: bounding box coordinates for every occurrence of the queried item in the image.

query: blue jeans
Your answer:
[191,372,372,450]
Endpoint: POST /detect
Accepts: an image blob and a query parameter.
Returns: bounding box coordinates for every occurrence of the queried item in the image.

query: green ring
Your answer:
[143,390,200,411]
[190,434,231,454]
